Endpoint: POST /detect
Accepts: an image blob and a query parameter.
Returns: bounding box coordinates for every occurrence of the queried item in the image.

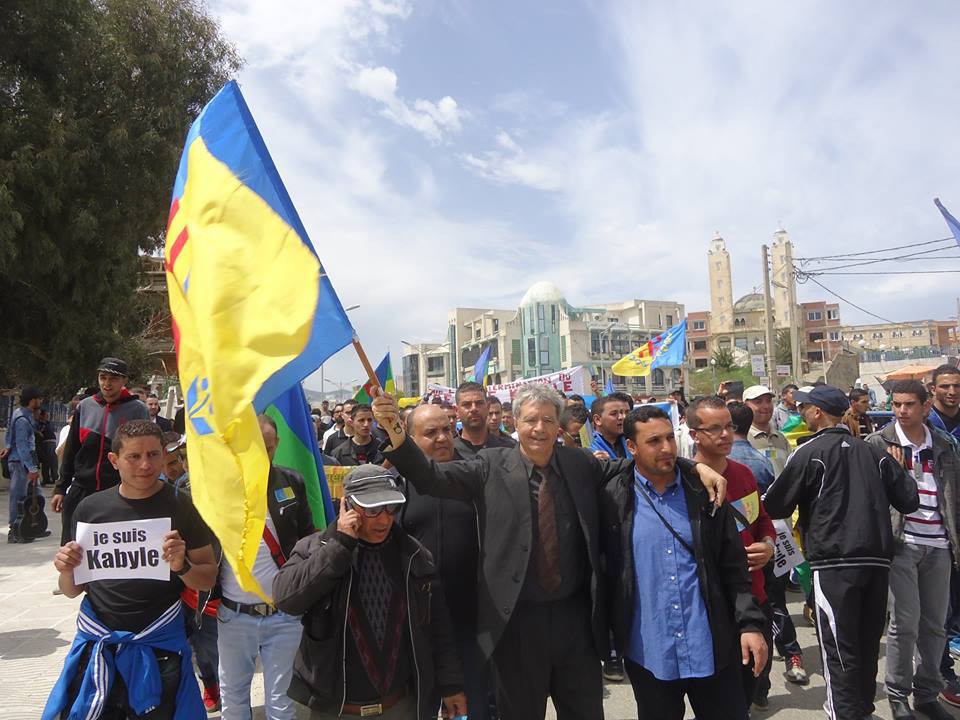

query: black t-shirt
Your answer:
[937,407,960,433]
[453,431,516,460]
[70,483,212,632]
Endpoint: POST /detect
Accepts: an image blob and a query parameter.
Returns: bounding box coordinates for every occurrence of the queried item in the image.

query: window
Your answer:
[872,332,883,339]
[427,356,444,374]
[528,338,536,365]
[591,331,601,354]
[551,305,557,333]
[735,337,748,350]
[807,311,822,321]
[827,309,839,320]
[492,319,499,333]
[694,340,707,351]
[891,330,903,338]
[693,320,706,331]
[809,332,824,342]
[666,314,673,326]
[695,358,709,369]
[540,349,550,366]
[511,339,521,365]
[912,329,923,337]
[652,369,665,388]
[828,331,840,341]
[537,305,545,333]
[657,313,662,328]
[607,317,619,323]
[717,279,723,287]
[561,336,567,363]
[717,297,726,307]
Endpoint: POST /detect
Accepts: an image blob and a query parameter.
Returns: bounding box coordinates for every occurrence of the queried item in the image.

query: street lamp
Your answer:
[320,304,360,393]
[324,377,360,401]
[710,357,717,394]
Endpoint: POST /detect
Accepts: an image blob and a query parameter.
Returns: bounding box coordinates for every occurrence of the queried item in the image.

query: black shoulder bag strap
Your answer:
[634,479,696,556]
[726,503,751,530]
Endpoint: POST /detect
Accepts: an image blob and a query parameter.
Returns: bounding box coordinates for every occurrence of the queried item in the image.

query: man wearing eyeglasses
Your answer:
[216,414,316,720]
[690,396,776,713]
[274,464,467,720]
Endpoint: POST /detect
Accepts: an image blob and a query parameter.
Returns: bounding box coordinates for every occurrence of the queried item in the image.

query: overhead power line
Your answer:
[796,273,897,324]
[795,236,954,262]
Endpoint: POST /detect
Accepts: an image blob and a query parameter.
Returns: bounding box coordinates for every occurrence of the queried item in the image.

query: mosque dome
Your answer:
[519,281,566,307]
[732,293,765,313]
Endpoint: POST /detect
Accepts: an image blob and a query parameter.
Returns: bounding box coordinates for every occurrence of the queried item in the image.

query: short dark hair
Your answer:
[501,401,512,411]
[440,402,455,411]
[591,395,628,420]
[623,406,671,441]
[342,399,357,411]
[560,404,589,431]
[611,391,635,410]
[488,395,502,407]
[932,364,960,384]
[726,401,754,436]
[19,386,42,406]
[455,381,486,404]
[113,420,163,454]
[147,392,159,400]
[350,403,372,417]
[161,431,182,452]
[781,384,798,395]
[686,395,728,429]
[333,403,344,411]
[891,380,928,403]
[568,394,585,405]
[849,388,869,402]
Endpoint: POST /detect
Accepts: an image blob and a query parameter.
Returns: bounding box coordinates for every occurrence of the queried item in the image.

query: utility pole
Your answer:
[787,242,803,381]
[761,244,778,392]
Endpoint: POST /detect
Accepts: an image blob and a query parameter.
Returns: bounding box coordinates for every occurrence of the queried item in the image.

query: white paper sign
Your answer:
[74,518,172,584]
[771,518,804,577]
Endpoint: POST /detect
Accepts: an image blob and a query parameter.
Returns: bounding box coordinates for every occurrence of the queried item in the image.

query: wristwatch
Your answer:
[173,557,192,576]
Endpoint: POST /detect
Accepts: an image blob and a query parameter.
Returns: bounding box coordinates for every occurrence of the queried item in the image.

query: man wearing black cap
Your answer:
[273,465,467,720]
[764,384,920,720]
[3,385,43,540]
[52,357,149,544]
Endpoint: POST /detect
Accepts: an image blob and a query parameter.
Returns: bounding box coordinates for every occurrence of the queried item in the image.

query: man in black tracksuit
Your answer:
[764,385,919,720]
[52,357,150,544]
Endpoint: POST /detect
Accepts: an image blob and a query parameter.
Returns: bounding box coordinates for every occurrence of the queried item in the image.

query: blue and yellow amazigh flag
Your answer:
[165,81,353,597]
[611,319,687,377]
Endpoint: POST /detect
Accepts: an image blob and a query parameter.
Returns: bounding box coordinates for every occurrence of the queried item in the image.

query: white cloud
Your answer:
[351,65,463,142]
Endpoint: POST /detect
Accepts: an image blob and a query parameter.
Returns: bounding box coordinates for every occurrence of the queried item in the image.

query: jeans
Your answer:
[7,460,28,526]
[185,609,219,690]
[886,542,952,704]
[217,604,303,720]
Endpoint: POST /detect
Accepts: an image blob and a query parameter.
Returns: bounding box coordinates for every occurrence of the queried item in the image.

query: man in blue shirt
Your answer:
[600,405,767,719]
[4,385,43,539]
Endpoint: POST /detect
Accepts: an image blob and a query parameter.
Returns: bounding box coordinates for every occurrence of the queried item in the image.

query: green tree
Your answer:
[776,329,792,366]
[712,347,735,371]
[0,0,241,395]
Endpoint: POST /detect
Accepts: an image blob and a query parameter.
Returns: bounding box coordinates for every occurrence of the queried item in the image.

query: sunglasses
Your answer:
[346,498,403,518]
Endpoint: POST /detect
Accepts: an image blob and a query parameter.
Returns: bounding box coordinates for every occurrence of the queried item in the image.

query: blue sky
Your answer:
[209,0,960,390]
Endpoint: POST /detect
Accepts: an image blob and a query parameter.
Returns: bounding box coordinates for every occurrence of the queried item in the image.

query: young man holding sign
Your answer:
[44,420,217,720]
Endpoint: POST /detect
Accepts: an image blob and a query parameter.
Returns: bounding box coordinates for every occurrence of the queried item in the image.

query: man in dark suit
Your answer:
[146,393,173,432]
[373,385,726,720]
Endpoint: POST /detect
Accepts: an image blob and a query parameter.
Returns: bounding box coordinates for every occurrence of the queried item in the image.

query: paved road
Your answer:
[2,493,958,720]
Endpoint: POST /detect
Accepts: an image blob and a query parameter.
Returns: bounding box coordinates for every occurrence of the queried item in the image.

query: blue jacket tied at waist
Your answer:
[43,598,204,720]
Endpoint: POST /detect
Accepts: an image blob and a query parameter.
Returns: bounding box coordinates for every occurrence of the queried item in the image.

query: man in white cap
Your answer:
[743,386,789,477]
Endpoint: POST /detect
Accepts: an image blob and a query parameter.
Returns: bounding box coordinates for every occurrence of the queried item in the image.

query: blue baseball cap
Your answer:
[793,385,850,417]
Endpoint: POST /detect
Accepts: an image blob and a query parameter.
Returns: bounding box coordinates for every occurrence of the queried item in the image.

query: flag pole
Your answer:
[352,336,382,393]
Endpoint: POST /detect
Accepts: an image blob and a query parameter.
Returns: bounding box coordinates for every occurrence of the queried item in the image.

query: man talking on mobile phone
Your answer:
[273,465,467,719]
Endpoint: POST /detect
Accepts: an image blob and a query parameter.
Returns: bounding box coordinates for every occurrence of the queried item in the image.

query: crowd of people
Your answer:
[8,355,960,720]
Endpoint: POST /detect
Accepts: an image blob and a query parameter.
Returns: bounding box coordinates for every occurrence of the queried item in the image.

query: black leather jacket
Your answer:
[273,525,463,717]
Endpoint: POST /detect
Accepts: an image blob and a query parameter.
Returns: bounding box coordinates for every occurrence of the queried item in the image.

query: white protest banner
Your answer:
[771,518,803,577]
[486,366,588,402]
[74,517,172,584]
[425,366,589,404]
